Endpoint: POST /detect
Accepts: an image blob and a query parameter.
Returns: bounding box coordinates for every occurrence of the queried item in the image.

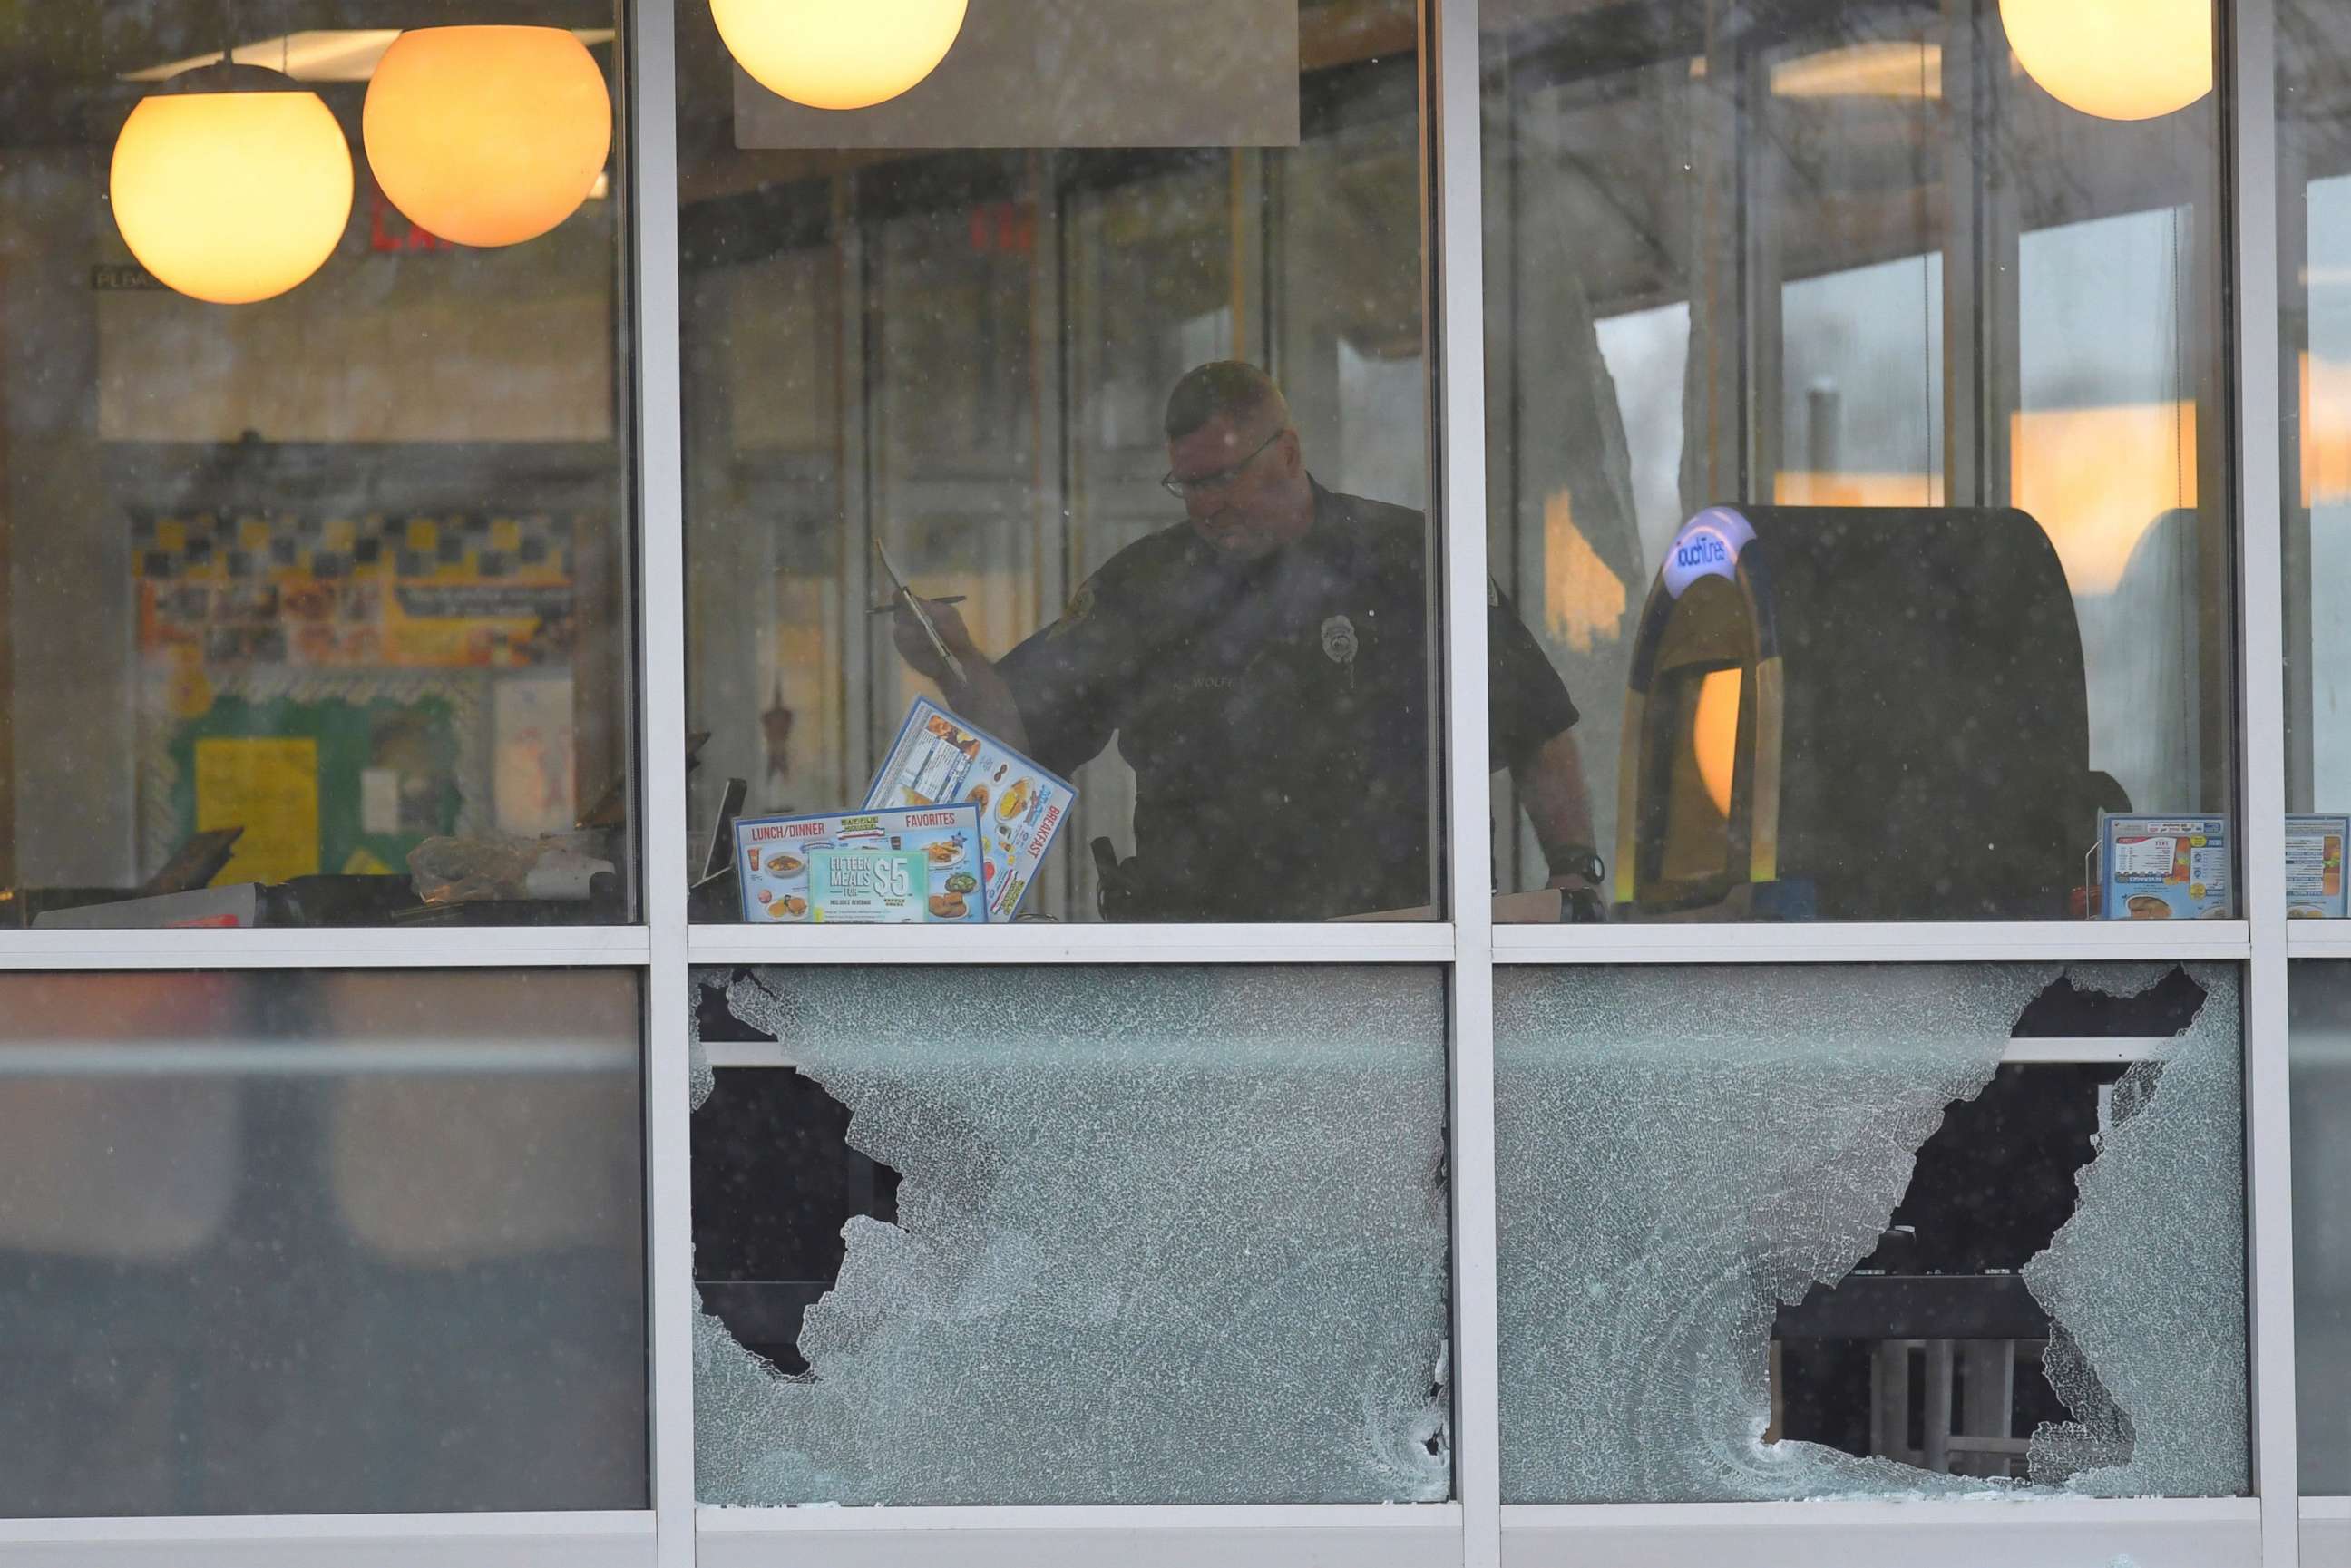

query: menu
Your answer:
[735,804,987,924]
[2097,813,2231,920]
[2287,814,2349,919]
[865,698,1076,922]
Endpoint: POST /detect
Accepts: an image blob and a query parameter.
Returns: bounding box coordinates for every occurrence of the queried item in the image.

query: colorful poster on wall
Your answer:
[134,511,584,672]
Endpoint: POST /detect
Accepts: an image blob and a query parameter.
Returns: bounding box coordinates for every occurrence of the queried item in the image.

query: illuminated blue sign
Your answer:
[1663,507,1755,599]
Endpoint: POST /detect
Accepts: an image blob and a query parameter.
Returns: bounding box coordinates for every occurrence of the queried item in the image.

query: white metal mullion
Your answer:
[688,921,1455,966]
[2229,0,2301,1557]
[0,1512,656,1567]
[626,0,698,1561]
[1493,921,2254,965]
[1430,0,1499,1562]
[0,926,651,970]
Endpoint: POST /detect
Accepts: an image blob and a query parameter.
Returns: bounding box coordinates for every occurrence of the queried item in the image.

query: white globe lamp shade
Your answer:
[2001,0,2212,122]
[364,26,613,248]
[710,0,969,112]
[110,69,355,305]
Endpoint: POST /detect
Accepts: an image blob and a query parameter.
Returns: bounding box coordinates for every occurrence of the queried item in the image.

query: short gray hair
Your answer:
[1164,361,1290,443]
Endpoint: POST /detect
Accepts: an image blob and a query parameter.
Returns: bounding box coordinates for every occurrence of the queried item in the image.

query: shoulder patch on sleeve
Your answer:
[1046,578,1098,639]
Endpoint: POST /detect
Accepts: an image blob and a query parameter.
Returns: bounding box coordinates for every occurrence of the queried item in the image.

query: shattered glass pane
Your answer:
[2024,969,2247,1495]
[691,965,1450,1505]
[2289,962,2351,1495]
[1495,962,2246,1503]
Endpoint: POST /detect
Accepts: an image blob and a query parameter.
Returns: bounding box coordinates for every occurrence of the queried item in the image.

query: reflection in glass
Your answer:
[2283,5,2351,842]
[689,965,1449,1504]
[0,9,635,930]
[1484,0,2232,920]
[1495,962,2247,1502]
[0,969,648,1515]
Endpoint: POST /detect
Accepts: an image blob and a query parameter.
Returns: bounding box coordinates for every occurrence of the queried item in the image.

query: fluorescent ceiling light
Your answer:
[123,28,617,84]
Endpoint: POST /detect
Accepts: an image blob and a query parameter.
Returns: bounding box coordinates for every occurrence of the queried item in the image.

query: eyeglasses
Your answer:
[1160,428,1285,501]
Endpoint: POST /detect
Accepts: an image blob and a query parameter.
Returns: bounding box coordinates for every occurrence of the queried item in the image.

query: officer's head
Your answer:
[1163,362,1312,561]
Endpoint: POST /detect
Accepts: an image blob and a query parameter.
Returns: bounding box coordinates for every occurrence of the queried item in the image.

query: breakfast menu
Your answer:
[735,804,987,924]
[865,697,1076,922]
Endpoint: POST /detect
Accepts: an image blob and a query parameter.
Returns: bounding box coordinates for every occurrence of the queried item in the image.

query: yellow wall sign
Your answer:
[195,737,321,887]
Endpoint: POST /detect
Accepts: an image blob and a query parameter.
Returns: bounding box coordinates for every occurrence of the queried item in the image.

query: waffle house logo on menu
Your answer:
[1663,507,1756,599]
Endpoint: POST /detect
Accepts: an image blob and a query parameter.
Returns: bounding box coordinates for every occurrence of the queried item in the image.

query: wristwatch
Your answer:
[1546,844,1605,887]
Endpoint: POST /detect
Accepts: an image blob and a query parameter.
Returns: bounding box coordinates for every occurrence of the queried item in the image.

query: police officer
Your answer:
[893,362,1600,921]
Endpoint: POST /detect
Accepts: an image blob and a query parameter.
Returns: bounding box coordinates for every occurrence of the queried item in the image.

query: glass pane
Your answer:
[2283,3,2351,923]
[0,11,635,930]
[1483,0,2234,922]
[680,3,1475,925]
[689,965,1449,1503]
[2289,963,2351,1495]
[1495,961,2248,1501]
[0,969,647,1514]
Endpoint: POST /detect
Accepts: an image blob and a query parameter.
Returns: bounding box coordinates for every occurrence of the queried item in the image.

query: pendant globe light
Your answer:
[2001,0,2212,122]
[110,59,354,305]
[711,0,969,112]
[363,27,612,248]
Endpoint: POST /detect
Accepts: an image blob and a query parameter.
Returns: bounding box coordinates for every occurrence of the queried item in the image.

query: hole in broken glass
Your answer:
[688,965,1454,1506]
[1494,960,2249,1503]
[692,974,899,1378]
[1771,968,2207,1481]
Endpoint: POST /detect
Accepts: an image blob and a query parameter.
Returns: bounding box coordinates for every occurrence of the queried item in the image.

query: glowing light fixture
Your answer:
[2000,0,2212,122]
[711,0,969,111]
[364,27,612,248]
[110,63,355,305]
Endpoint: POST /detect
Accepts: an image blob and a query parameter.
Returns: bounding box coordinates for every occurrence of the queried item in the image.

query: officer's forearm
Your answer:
[1511,728,1597,872]
[941,657,1032,754]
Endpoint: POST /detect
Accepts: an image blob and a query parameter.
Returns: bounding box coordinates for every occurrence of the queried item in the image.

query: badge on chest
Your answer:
[1321,613,1360,689]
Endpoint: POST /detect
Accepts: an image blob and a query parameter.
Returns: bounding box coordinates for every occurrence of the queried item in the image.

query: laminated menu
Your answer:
[2097,813,2231,920]
[735,803,988,924]
[2287,814,2349,919]
[865,697,1076,921]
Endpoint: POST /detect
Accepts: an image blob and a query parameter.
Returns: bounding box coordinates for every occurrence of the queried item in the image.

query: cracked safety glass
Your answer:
[689,964,1450,1505]
[1495,962,2247,1502]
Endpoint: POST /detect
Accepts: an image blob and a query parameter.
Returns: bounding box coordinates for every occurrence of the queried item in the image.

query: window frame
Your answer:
[0,0,2319,1563]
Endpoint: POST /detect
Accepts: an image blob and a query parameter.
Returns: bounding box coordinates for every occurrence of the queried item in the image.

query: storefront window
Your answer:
[679,0,1495,927]
[0,969,647,1515]
[0,9,635,930]
[1496,961,2247,1501]
[1483,0,2234,922]
[689,964,1449,1503]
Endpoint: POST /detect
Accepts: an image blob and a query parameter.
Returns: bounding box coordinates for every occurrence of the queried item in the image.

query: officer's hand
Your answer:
[890,597,983,687]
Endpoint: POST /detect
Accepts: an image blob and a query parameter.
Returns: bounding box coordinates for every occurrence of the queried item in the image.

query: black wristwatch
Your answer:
[1546,844,1605,887]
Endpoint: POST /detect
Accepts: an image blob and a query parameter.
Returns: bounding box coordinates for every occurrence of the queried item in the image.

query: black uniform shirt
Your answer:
[997,481,1578,920]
